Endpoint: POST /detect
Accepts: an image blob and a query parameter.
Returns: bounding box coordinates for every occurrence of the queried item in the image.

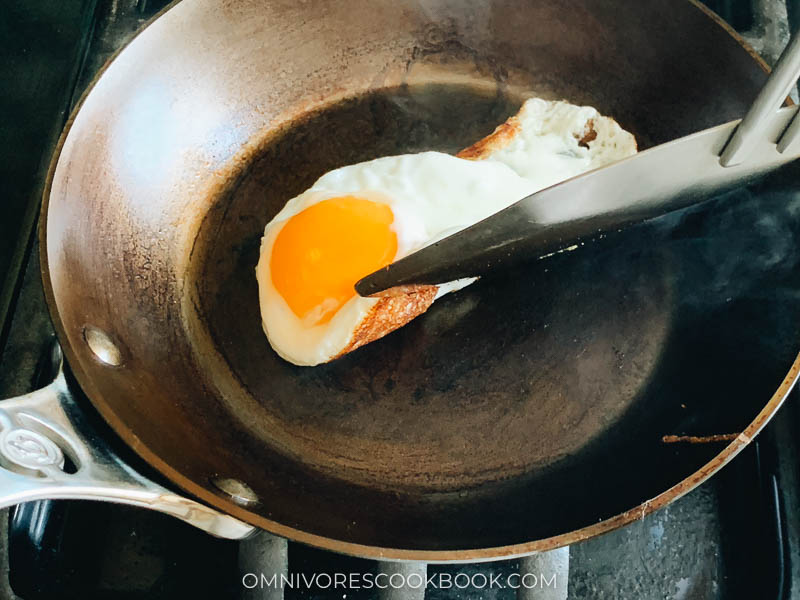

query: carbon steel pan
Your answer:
[42,0,800,559]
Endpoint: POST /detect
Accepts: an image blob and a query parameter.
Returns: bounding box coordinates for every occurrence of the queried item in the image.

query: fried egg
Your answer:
[256,98,637,366]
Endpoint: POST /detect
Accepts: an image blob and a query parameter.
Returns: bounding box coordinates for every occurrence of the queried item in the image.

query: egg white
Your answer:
[256,98,637,366]
[256,153,537,365]
[482,98,637,183]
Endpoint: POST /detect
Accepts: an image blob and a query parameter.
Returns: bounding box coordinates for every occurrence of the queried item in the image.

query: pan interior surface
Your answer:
[188,81,800,545]
[190,82,675,493]
[43,0,800,555]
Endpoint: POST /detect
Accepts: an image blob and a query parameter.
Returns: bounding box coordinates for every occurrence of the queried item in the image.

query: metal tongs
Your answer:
[356,33,800,297]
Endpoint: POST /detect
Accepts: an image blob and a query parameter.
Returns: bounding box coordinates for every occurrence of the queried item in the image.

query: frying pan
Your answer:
[1,0,799,561]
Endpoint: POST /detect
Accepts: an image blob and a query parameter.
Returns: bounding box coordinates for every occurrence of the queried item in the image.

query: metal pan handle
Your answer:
[0,344,255,540]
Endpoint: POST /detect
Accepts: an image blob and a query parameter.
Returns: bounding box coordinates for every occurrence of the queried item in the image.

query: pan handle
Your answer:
[0,344,255,540]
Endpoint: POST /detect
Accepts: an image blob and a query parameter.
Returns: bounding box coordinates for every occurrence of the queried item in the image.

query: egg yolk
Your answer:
[270,196,398,326]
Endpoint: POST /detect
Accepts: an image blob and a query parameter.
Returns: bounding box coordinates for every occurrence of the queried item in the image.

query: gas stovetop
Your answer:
[2,1,800,599]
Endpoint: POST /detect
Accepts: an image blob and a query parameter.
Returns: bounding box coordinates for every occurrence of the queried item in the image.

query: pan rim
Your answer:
[37,0,800,561]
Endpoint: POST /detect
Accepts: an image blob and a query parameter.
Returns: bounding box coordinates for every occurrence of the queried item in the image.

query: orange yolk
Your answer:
[270,196,398,326]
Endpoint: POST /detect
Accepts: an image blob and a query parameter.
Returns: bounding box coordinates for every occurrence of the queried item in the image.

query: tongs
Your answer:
[356,32,800,297]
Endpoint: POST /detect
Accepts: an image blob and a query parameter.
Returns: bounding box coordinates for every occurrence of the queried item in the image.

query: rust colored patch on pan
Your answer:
[662,433,739,444]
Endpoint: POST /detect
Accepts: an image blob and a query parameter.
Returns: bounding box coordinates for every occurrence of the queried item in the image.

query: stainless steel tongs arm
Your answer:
[721,32,800,165]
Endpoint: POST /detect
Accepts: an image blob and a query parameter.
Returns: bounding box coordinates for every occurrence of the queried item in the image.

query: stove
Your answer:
[2,1,800,599]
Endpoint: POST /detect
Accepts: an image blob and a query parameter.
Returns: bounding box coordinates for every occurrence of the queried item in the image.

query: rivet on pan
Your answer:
[210,477,259,506]
[83,326,124,367]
